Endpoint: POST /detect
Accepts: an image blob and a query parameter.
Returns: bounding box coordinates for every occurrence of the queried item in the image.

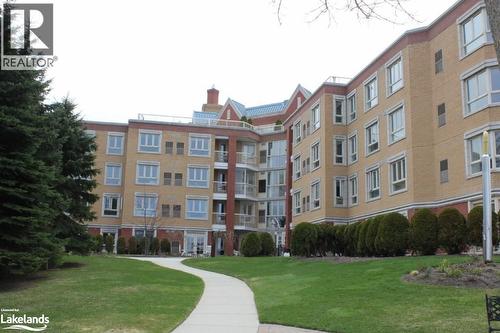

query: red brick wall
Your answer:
[88,227,100,236]
[408,202,469,221]
[119,228,133,239]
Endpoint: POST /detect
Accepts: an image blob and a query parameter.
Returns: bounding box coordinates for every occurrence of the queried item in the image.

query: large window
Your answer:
[334,136,346,165]
[388,105,405,144]
[267,140,287,168]
[467,135,482,175]
[348,175,358,207]
[365,120,379,155]
[107,133,124,155]
[387,57,403,95]
[187,166,209,188]
[294,155,301,180]
[189,135,210,156]
[311,104,320,131]
[435,49,443,74]
[437,103,446,127]
[294,121,301,144]
[461,8,491,56]
[134,193,158,217]
[464,66,500,115]
[103,194,120,217]
[334,98,345,124]
[440,159,449,183]
[311,142,320,170]
[364,76,378,111]
[267,170,286,198]
[186,197,208,220]
[105,163,122,186]
[347,93,356,123]
[311,181,320,209]
[390,157,407,194]
[293,191,301,215]
[138,131,161,153]
[334,177,347,208]
[136,162,159,185]
[366,167,380,201]
[348,134,358,164]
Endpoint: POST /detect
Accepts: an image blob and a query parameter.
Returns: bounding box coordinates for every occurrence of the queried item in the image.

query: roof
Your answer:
[245,100,288,117]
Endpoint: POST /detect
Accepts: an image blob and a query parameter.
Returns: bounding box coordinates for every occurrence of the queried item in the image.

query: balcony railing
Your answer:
[267,155,287,168]
[214,150,228,163]
[236,152,257,165]
[213,212,226,225]
[235,183,256,198]
[235,214,257,228]
[213,181,227,194]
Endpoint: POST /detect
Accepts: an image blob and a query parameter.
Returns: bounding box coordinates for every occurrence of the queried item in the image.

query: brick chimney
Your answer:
[202,86,222,112]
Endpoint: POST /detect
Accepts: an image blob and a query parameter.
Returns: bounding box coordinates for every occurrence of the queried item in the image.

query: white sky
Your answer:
[42,0,459,123]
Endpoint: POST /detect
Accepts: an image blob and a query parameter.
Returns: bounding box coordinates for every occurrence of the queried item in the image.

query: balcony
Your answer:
[213,181,227,200]
[214,150,228,163]
[235,214,257,229]
[267,185,286,198]
[236,152,257,166]
[212,212,226,231]
[235,183,257,199]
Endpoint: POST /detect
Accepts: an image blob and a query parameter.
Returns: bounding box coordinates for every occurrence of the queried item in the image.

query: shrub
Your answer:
[259,232,275,256]
[137,237,146,255]
[104,235,114,254]
[291,223,318,257]
[128,236,138,254]
[357,221,370,256]
[160,238,171,255]
[367,215,383,256]
[151,237,160,255]
[117,237,127,254]
[332,225,346,256]
[438,208,467,254]
[343,223,359,256]
[409,208,438,255]
[318,224,335,255]
[240,232,261,257]
[375,213,409,256]
[467,206,499,247]
[94,234,104,254]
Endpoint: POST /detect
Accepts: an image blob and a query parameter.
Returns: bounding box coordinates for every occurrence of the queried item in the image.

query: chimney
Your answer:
[207,87,219,105]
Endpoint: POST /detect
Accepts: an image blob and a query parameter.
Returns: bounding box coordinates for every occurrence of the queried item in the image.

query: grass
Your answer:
[0,256,203,333]
[186,255,497,333]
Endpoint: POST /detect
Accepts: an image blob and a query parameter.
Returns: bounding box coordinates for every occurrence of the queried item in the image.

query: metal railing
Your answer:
[214,150,228,163]
[213,212,226,225]
[213,181,227,194]
[235,183,257,197]
[236,152,257,165]
[235,214,257,228]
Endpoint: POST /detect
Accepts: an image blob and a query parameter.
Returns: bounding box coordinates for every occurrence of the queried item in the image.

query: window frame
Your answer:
[348,174,358,207]
[102,193,121,217]
[185,196,209,220]
[334,136,346,165]
[440,159,449,183]
[346,91,357,124]
[386,53,404,97]
[388,154,407,195]
[310,141,320,171]
[137,130,162,154]
[466,134,483,177]
[104,162,122,186]
[364,73,378,112]
[437,103,446,127]
[311,102,321,132]
[334,176,347,208]
[136,161,160,185]
[348,132,358,165]
[364,118,380,156]
[310,180,321,210]
[333,96,345,125]
[188,134,211,157]
[133,193,158,217]
[294,121,302,144]
[386,103,406,145]
[293,190,302,215]
[435,49,443,74]
[187,165,210,188]
[366,165,381,202]
[294,155,301,180]
[106,132,125,155]
[458,5,492,58]
[461,61,500,117]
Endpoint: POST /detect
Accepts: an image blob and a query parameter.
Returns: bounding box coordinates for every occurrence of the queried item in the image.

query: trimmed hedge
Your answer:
[409,208,438,255]
[467,206,499,247]
[241,232,262,257]
[291,223,318,257]
[160,238,171,255]
[438,208,467,254]
[94,234,104,253]
[365,215,383,256]
[259,232,275,256]
[151,237,160,255]
[343,223,358,256]
[375,213,409,256]
[357,220,370,256]
[128,236,138,254]
[117,237,127,254]
[333,225,346,256]
[104,235,114,254]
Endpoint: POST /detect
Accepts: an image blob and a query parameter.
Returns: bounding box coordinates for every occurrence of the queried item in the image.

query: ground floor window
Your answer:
[184,231,206,255]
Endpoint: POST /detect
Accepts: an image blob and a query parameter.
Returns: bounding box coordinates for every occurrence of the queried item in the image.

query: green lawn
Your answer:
[186,255,496,333]
[0,256,203,333]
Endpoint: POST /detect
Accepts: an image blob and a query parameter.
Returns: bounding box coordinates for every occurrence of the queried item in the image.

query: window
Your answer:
[495,132,500,168]
[306,121,311,136]
[162,204,170,217]
[366,167,380,201]
[365,120,379,155]
[293,191,301,215]
[311,181,320,209]
[174,173,183,186]
[388,105,405,144]
[334,136,346,165]
[107,133,124,155]
[189,135,210,156]
[348,175,358,206]
[311,104,320,131]
[134,193,158,217]
[302,157,310,175]
[103,194,120,217]
[348,134,358,164]
[187,166,209,188]
[105,163,122,186]
[467,135,482,175]
[334,177,347,207]
[347,93,356,123]
[311,142,320,170]
[294,155,301,180]
[435,49,443,74]
[267,140,287,168]
[259,150,267,164]
[294,122,301,144]
[334,98,345,124]
[437,103,446,127]
[461,8,491,56]
[164,172,172,185]
[387,57,403,95]
[267,170,286,198]
[463,66,500,115]
[258,179,266,193]
[364,76,378,110]
[186,197,208,220]
[176,142,184,155]
[165,141,173,154]
[390,157,407,194]
[136,162,159,185]
[138,131,161,153]
[302,195,310,212]
[440,159,449,183]
[173,205,181,218]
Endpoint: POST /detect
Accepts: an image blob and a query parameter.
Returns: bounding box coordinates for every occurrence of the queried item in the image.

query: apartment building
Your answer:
[85,0,499,254]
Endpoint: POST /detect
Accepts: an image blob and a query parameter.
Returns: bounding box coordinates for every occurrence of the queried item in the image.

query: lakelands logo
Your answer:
[1,2,57,70]
[1,309,49,331]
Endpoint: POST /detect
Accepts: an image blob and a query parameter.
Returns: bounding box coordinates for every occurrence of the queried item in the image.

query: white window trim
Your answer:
[187,164,210,188]
[385,52,404,97]
[133,192,158,217]
[294,120,302,145]
[363,72,379,112]
[348,174,358,207]
[464,134,484,178]
[365,163,381,202]
[293,189,302,216]
[333,95,346,125]
[310,101,321,133]
[135,160,160,185]
[137,129,162,154]
[385,102,406,145]
[293,154,301,180]
[457,3,493,60]
[348,131,358,165]
[104,162,122,186]
[310,140,321,171]
[364,117,380,157]
[185,195,209,220]
[334,176,347,208]
[106,132,125,155]
[188,134,211,157]
[310,179,321,211]
[387,152,408,196]
[333,135,347,166]
[101,193,121,218]
[346,90,357,124]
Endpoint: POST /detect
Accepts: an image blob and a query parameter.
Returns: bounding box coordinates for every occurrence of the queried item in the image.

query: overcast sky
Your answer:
[43,0,458,123]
